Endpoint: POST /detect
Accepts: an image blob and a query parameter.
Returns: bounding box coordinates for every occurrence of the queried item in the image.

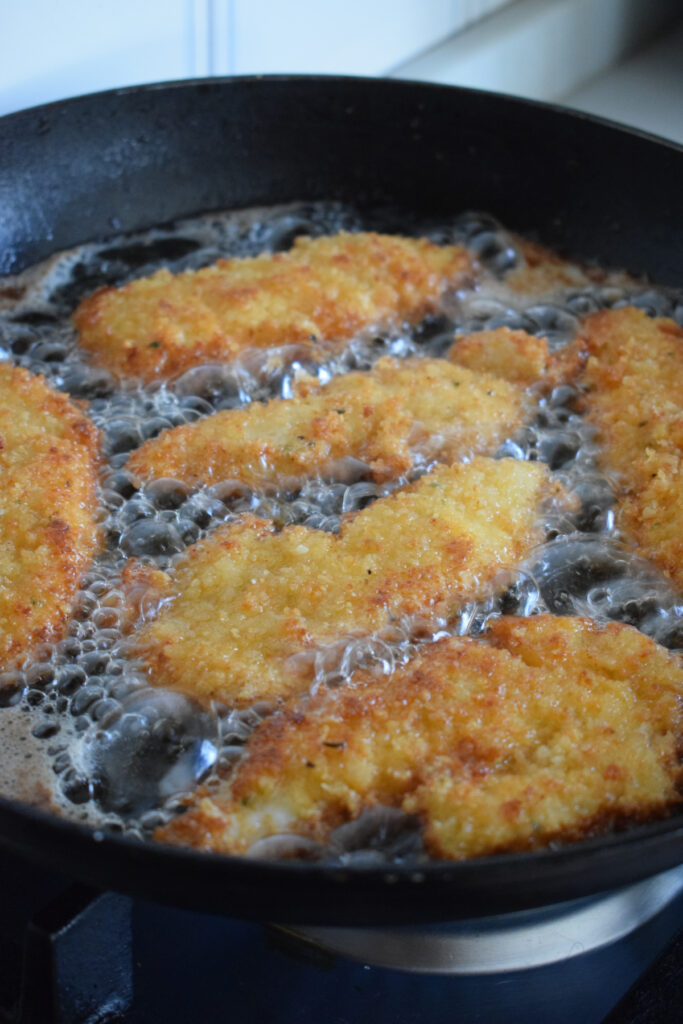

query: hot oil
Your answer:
[0,202,681,856]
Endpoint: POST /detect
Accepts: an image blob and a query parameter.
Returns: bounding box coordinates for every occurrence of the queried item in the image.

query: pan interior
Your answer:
[0,197,681,873]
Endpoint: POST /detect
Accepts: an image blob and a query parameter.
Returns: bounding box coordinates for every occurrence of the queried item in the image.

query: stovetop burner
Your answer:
[0,846,680,1023]
[277,865,683,974]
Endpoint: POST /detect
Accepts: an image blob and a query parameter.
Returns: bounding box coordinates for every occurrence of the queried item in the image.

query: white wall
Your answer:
[0,0,513,116]
[0,0,193,116]
[0,0,680,124]
[227,0,510,76]
[391,0,682,102]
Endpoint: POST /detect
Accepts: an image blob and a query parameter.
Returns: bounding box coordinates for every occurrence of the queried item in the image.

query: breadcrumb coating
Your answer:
[579,307,683,588]
[157,615,683,858]
[73,232,472,383]
[0,365,100,669]
[448,326,584,389]
[449,327,553,385]
[504,239,617,295]
[126,355,526,489]
[130,458,559,707]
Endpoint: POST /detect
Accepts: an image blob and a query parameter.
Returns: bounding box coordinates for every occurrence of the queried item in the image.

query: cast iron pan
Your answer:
[0,76,682,925]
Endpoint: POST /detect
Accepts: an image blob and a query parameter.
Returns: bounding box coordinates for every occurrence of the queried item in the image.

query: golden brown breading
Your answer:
[579,307,683,588]
[72,233,472,383]
[448,326,585,388]
[0,364,100,669]
[505,239,614,295]
[449,327,552,384]
[131,458,559,707]
[126,355,526,489]
[157,615,683,858]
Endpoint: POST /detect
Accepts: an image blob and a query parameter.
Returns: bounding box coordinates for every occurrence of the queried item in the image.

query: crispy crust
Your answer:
[505,239,619,295]
[72,232,473,383]
[578,307,683,588]
[448,326,586,388]
[157,615,683,858]
[0,364,100,668]
[126,355,526,489]
[130,458,559,707]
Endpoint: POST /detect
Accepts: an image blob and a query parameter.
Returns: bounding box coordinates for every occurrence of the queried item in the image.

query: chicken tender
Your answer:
[448,326,585,388]
[449,327,551,384]
[73,232,472,383]
[127,356,527,489]
[0,364,100,669]
[579,307,683,588]
[504,239,620,295]
[157,615,683,858]
[131,458,559,707]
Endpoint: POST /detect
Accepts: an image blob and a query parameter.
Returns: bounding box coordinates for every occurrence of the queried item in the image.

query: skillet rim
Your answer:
[2,72,683,278]
[2,70,683,154]
[0,791,680,924]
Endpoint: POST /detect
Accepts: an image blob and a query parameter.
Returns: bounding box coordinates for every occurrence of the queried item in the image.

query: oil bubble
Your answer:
[87,689,218,816]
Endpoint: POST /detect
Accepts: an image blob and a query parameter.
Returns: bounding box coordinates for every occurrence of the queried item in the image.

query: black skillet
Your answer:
[0,76,681,925]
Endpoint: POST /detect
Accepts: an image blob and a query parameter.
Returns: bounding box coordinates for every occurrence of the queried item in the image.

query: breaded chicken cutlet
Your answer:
[0,364,100,669]
[127,354,527,490]
[504,239,626,296]
[127,328,582,491]
[579,307,683,588]
[73,232,472,383]
[157,615,683,858]
[129,458,562,707]
[448,325,584,387]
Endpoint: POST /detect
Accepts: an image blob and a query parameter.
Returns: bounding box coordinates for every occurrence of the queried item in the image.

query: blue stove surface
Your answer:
[0,843,679,1023]
[130,891,683,1023]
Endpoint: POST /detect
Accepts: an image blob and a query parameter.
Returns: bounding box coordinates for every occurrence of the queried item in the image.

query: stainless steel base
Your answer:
[276,865,683,974]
